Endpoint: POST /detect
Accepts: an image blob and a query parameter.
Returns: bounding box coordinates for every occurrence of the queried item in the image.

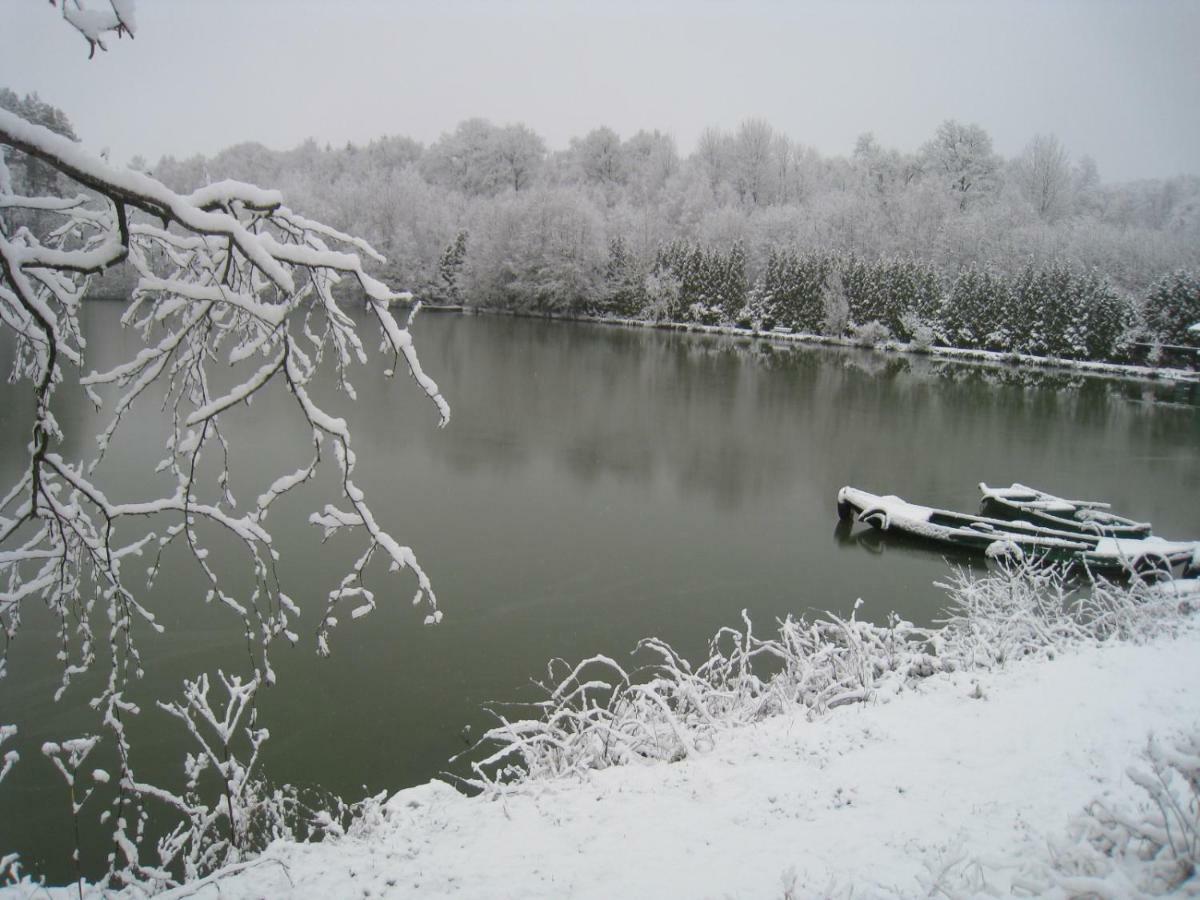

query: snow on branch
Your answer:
[0,99,451,879]
[53,0,137,59]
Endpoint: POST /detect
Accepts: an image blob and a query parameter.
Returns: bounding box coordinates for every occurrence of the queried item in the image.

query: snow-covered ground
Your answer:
[134,615,1200,899]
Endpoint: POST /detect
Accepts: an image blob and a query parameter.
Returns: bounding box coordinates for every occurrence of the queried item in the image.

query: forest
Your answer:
[5,88,1200,363]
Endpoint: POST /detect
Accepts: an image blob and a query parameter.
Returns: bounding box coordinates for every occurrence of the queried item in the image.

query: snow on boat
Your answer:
[837,486,1200,579]
[978,482,1152,538]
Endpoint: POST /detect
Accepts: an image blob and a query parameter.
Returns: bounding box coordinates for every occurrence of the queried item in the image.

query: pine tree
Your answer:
[1143,270,1200,347]
[436,230,468,305]
[603,236,644,317]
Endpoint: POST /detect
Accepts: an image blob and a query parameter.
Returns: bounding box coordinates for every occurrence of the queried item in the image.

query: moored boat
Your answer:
[978,482,1152,538]
[837,486,1200,579]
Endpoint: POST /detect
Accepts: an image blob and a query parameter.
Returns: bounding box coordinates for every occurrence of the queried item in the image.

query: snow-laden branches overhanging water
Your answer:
[0,100,451,890]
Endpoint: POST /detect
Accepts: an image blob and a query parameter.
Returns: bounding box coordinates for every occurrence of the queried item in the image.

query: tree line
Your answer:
[4,90,1198,362]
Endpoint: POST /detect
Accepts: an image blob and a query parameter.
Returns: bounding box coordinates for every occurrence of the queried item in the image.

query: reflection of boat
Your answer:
[837,486,1200,579]
[979,482,1152,538]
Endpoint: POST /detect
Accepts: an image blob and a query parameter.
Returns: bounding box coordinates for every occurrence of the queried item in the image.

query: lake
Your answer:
[1,307,1198,881]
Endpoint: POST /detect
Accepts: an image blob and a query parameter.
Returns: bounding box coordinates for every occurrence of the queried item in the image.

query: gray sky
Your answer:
[2,0,1198,181]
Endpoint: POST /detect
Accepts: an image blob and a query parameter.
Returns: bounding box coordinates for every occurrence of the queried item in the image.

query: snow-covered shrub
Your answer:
[1039,730,1200,897]
[50,671,350,891]
[936,558,1186,669]
[460,606,934,792]
[687,302,722,326]
[462,562,1189,796]
[900,312,937,352]
[849,320,892,348]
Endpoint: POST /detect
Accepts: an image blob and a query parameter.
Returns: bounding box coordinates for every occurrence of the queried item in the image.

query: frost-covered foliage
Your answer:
[1142,270,1200,348]
[934,561,1183,668]
[145,115,1200,345]
[841,254,942,340]
[0,94,447,886]
[460,606,929,789]
[648,240,746,325]
[929,725,1200,897]
[597,235,644,318]
[1042,730,1200,897]
[755,248,830,333]
[464,185,606,312]
[460,562,1191,794]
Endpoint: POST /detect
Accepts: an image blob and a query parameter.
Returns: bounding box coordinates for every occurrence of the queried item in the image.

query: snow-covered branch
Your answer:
[0,97,450,883]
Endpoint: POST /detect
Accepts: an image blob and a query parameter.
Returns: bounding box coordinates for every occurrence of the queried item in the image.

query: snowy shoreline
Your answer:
[152,609,1200,899]
[5,574,1199,897]
[426,305,1200,387]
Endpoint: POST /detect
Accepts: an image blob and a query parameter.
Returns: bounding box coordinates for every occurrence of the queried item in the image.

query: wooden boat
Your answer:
[837,486,1200,579]
[978,482,1152,538]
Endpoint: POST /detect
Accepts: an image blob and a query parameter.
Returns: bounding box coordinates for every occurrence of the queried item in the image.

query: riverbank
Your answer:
[145,597,1198,899]
[424,304,1200,387]
[5,575,1199,897]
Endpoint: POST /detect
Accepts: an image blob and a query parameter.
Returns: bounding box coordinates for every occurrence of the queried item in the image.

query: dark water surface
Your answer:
[1,308,1198,879]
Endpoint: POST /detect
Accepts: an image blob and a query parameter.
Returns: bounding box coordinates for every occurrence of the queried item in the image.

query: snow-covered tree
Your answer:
[1013,133,1072,221]
[1143,270,1200,347]
[921,119,1001,211]
[420,118,542,196]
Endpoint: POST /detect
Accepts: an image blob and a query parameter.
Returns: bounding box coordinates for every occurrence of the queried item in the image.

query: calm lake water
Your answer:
[2,307,1198,879]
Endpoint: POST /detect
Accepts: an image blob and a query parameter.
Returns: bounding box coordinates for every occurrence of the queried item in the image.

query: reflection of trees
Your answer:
[399,317,1198,521]
[38,308,1197,525]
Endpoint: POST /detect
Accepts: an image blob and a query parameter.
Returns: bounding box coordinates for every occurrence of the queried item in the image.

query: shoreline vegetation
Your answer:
[416,304,1200,387]
[9,563,1197,897]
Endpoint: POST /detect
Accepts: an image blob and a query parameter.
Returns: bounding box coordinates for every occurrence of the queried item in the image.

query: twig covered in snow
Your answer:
[0,99,448,885]
[52,0,138,59]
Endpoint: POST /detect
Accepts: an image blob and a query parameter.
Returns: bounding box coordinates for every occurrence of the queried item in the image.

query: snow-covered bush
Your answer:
[900,311,937,352]
[460,605,934,791]
[849,320,892,348]
[461,562,1190,796]
[1044,730,1200,897]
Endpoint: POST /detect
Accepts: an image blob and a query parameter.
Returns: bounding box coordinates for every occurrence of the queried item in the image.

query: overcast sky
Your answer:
[2,0,1198,182]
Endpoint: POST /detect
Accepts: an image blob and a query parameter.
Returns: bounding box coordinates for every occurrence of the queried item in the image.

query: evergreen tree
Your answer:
[602,235,645,317]
[1081,273,1134,361]
[1143,270,1200,347]
[940,264,1009,349]
[436,230,468,305]
[760,249,830,333]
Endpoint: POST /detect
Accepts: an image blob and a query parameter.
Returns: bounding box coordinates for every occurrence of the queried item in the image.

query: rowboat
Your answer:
[978,482,1152,538]
[837,486,1200,579]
